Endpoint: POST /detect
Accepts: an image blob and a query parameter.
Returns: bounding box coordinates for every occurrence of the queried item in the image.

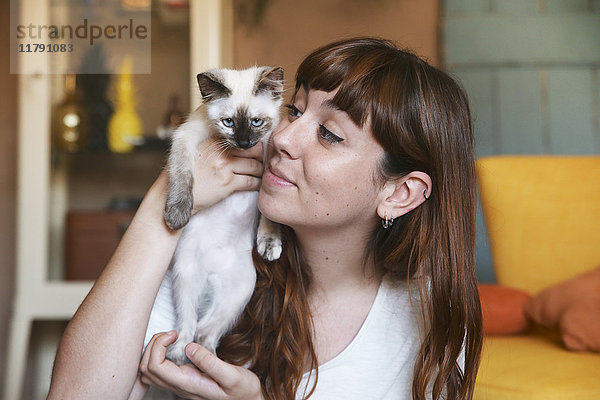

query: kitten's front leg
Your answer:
[165,171,193,231]
[165,119,203,230]
[257,215,282,261]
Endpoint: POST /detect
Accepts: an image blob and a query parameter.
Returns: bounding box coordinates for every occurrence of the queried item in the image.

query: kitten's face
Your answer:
[197,66,284,149]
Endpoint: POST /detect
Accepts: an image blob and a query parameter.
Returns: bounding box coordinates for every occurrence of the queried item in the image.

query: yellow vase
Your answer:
[108,57,143,153]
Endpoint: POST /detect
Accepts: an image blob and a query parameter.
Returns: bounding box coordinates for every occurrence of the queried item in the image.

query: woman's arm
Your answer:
[49,172,181,398]
[48,140,265,399]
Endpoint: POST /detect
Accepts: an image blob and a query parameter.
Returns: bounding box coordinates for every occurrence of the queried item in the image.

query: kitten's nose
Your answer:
[238,139,252,149]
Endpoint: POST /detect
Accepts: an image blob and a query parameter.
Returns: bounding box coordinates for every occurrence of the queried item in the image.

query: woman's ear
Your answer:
[376,171,432,220]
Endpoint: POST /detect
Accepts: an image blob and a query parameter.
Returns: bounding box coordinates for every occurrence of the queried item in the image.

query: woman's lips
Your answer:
[264,165,296,187]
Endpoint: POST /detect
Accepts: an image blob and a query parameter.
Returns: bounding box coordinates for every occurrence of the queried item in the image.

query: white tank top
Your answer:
[296,276,427,400]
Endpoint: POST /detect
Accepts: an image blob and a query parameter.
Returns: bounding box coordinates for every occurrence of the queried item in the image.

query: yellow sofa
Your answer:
[474,156,600,400]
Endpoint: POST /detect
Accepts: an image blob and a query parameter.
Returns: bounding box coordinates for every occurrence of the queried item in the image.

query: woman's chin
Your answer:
[257,189,284,224]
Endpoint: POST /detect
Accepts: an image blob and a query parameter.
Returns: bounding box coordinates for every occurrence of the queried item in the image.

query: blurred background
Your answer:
[1,0,599,398]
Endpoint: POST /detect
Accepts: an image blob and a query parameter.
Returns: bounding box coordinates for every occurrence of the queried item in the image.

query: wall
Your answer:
[0,0,18,394]
[444,0,600,282]
[232,0,440,88]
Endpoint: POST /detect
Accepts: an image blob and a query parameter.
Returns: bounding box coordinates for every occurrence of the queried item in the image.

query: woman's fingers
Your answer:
[139,334,262,400]
[185,343,237,389]
[139,332,162,379]
[230,157,264,178]
[189,139,265,211]
[185,343,262,399]
[139,332,172,387]
[148,331,178,372]
[139,334,223,399]
[232,175,262,192]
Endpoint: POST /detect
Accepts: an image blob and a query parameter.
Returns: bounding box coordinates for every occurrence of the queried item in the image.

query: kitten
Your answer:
[144,66,284,365]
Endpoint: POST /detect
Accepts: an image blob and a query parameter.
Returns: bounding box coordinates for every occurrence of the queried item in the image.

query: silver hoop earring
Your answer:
[382,212,394,229]
[423,189,429,200]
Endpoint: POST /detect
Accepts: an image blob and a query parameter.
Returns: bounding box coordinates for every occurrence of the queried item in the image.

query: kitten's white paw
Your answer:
[257,234,282,261]
[165,339,188,366]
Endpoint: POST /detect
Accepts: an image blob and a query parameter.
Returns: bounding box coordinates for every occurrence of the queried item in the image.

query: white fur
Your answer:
[166,192,259,360]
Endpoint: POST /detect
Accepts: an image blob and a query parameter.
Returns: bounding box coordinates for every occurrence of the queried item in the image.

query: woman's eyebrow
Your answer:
[321,98,343,112]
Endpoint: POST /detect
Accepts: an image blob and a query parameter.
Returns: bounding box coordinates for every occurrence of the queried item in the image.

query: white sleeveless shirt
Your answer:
[145,273,461,399]
[296,276,426,400]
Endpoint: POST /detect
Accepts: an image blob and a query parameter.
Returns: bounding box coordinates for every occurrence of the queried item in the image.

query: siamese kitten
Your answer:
[145,66,284,365]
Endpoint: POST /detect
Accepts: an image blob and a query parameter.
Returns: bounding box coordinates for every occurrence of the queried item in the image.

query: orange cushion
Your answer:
[525,266,600,352]
[479,284,530,335]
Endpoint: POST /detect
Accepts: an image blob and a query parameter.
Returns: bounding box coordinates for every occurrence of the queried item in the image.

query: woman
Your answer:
[49,37,482,400]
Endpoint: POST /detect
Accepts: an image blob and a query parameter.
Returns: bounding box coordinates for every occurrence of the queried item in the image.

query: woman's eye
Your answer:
[251,118,264,127]
[319,124,344,144]
[221,118,234,128]
[285,104,303,120]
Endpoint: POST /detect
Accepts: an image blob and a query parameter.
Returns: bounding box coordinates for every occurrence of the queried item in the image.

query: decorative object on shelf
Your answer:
[108,57,143,153]
[156,94,185,139]
[78,45,113,151]
[52,74,88,152]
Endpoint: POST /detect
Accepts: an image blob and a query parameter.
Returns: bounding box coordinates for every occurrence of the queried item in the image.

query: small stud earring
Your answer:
[381,212,394,229]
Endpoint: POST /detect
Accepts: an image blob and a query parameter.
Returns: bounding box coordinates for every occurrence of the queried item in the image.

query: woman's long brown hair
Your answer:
[219,37,483,400]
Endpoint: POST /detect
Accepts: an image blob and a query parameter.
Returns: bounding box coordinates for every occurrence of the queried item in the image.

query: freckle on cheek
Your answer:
[354,186,357,190]
[315,192,319,195]
[326,213,329,216]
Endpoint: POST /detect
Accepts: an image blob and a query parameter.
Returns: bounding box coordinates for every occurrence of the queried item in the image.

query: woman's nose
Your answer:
[271,118,308,160]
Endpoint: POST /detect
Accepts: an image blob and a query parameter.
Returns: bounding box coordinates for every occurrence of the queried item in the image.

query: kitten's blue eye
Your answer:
[251,118,264,127]
[222,118,234,128]
[319,124,344,144]
[285,104,303,120]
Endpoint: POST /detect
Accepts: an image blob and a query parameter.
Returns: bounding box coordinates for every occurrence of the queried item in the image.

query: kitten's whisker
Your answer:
[217,148,229,160]
[204,146,225,162]
[201,141,224,161]
[214,140,232,155]
[203,138,233,162]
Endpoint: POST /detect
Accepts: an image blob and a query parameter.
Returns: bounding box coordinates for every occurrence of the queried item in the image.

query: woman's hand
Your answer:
[139,331,264,400]
[191,139,265,213]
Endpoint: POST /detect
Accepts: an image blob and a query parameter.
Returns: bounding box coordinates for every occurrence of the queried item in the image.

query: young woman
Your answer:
[49,37,482,400]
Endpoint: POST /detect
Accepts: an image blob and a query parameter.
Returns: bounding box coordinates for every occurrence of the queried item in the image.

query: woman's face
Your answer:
[258,87,386,233]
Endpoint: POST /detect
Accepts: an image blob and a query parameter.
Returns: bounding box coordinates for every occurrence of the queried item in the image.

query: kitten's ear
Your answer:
[197,72,231,102]
[254,66,284,99]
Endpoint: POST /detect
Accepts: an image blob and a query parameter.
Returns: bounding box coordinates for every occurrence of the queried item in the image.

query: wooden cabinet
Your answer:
[65,210,136,280]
